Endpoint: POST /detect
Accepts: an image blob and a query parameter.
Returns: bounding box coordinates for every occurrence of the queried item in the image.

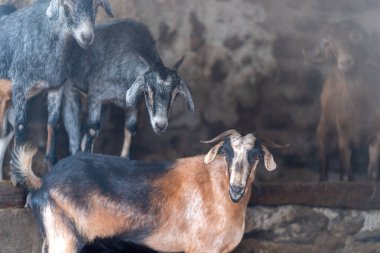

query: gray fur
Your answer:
[0,0,112,166]
[63,19,194,156]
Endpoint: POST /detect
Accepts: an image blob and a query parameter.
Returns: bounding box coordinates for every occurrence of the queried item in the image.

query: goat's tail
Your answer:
[10,144,41,191]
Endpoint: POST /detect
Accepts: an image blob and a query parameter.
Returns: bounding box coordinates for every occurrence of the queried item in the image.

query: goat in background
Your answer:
[63,19,194,157]
[11,130,277,253]
[0,0,113,169]
[305,20,380,181]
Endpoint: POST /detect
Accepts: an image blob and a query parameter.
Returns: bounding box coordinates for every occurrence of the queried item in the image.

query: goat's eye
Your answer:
[257,151,264,160]
[219,148,227,156]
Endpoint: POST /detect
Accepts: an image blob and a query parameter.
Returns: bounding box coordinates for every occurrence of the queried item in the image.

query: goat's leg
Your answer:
[45,88,63,169]
[43,208,81,253]
[338,136,352,181]
[120,108,137,158]
[0,107,14,180]
[82,100,101,153]
[12,82,28,146]
[0,129,14,180]
[317,122,328,181]
[62,82,81,155]
[368,135,380,180]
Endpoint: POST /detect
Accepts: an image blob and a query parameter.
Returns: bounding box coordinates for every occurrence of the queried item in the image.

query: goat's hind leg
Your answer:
[121,108,137,158]
[42,206,83,253]
[368,135,380,180]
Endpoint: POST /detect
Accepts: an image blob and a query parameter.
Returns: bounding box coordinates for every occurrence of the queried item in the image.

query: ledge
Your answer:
[2,181,380,210]
[251,182,380,210]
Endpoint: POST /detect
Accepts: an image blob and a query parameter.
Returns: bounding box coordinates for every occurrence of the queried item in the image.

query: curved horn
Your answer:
[173,55,186,71]
[201,129,240,144]
[97,0,114,17]
[179,80,195,112]
[253,132,289,149]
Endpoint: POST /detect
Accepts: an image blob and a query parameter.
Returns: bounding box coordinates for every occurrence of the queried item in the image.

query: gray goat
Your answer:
[0,0,113,168]
[63,19,194,157]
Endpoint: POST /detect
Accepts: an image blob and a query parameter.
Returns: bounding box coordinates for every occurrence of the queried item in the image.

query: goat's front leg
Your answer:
[82,99,101,153]
[121,108,138,158]
[62,81,81,155]
[46,87,63,169]
[12,81,28,146]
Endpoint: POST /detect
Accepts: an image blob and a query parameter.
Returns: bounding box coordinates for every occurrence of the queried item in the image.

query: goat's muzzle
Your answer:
[229,184,245,203]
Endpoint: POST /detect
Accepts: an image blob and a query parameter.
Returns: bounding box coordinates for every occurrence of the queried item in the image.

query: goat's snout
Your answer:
[229,184,245,203]
[338,56,354,72]
[154,121,168,135]
[81,32,94,45]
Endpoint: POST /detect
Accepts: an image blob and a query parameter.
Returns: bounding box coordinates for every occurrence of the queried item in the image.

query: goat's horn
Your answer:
[201,129,240,144]
[253,132,289,149]
[172,55,186,71]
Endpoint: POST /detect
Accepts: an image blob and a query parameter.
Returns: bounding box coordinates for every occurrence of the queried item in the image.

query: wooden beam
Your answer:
[2,181,380,210]
[0,181,25,209]
[251,182,380,210]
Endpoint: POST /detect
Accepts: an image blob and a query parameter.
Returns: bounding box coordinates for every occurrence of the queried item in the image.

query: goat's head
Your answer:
[46,0,113,49]
[305,20,369,73]
[202,130,277,203]
[125,56,195,135]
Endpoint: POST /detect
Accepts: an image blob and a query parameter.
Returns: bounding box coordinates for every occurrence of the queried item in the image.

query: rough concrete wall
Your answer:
[236,205,380,253]
[1,0,380,178]
[0,209,41,253]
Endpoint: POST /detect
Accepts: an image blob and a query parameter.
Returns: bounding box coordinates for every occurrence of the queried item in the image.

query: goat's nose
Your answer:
[339,57,354,70]
[230,185,244,195]
[81,33,93,44]
[155,122,168,133]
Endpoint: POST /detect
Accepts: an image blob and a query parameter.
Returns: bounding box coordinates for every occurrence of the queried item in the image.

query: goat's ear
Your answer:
[97,0,114,18]
[126,75,145,107]
[179,80,195,112]
[204,142,223,164]
[261,146,276,171]
[46,0,62,20]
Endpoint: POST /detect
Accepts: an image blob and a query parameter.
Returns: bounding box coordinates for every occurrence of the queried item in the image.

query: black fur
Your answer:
[0,4,16,18]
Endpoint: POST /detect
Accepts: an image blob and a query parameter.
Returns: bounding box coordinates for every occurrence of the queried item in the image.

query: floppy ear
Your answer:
[204,142,223,164]
[179,80,195,112]
[261,146,276,171]
[97,0,114,18]
[126,75,145,107]
[46,0,62,20]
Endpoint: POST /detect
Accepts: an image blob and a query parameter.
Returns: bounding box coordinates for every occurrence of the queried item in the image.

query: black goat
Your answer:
[0,0,113,168]
[63,19,194,156]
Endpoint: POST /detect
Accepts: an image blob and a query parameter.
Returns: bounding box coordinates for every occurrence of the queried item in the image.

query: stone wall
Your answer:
[237,205,380,253]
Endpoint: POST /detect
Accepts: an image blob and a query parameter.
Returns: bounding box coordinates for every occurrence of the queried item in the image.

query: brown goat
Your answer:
[11,130,277,253]
[306,20,380,181]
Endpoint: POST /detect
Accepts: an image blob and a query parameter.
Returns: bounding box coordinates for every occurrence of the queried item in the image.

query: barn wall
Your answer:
[1,0,380,180]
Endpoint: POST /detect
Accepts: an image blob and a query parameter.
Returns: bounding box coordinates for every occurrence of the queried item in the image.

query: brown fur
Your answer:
[0,80,12,136]
[144,156,252,253]
[12,131,276,253]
